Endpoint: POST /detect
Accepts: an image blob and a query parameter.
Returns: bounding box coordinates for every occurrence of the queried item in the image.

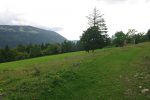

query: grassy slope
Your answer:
[0,42,150,100]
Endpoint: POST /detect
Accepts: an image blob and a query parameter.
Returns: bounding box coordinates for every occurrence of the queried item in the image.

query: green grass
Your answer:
[0,42,150,100]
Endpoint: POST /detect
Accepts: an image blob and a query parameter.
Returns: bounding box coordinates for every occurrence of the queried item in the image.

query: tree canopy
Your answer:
[113,31,126,47]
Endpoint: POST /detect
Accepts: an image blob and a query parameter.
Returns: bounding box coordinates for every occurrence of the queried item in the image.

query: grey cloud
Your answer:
[36,25,63,32]
[28,24,63,32]
[146,0,150,2]
[0,10,25,25]
[0,10,63,32]
[48,27,63,32]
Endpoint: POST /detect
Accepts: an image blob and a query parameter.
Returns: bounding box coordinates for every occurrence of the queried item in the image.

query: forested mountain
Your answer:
[0,25,66,48]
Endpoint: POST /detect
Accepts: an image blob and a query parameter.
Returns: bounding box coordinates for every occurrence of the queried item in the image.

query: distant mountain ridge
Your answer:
[0,25,66,48]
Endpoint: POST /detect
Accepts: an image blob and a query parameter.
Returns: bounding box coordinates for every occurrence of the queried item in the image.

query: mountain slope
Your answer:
[0,42,150,99]
[0,25,66,48]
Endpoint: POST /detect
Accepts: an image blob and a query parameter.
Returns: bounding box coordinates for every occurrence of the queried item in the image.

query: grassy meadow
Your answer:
[0,42,150,100]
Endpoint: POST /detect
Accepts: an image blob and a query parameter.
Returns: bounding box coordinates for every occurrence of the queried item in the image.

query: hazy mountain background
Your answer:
[0,25,66,48]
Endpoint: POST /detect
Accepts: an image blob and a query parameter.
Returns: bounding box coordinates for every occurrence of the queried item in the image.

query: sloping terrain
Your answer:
[0,42,150,100]
[0,25,66,48]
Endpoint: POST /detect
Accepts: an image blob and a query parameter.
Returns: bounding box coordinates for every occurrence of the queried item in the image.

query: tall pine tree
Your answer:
[80,8,109,52]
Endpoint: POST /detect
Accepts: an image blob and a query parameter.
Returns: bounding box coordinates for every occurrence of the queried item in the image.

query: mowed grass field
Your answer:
[0,42,150,100]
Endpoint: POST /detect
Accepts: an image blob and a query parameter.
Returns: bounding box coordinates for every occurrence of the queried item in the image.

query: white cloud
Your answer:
[96,0,127,4]
[0,10,24,25]
[96,0,149,4]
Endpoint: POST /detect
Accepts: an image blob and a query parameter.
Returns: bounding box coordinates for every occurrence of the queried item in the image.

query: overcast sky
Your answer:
[0,0,150,40]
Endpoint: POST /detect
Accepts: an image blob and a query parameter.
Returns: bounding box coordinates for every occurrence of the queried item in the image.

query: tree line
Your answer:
[80,8,150,52]
[0,40,84,63]
[112,29,150,47]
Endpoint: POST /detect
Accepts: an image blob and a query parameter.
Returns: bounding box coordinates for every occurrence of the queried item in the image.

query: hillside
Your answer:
[0,25,66,48]
[0,42,150,99]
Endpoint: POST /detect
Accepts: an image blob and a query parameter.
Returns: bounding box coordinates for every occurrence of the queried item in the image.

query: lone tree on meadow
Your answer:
[80,8,109,52]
